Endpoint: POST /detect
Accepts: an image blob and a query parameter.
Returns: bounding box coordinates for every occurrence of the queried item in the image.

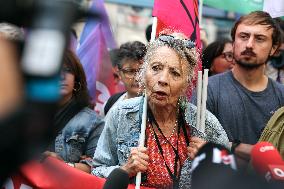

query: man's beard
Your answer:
[234,47,270,70]
[235,59,265,69]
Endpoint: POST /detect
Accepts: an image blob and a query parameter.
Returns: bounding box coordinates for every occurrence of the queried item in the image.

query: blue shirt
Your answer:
[191,71,284,144]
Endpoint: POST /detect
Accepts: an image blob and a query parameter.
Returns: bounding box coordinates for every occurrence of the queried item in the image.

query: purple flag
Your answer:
[77,0,117,115]
[79,0,116,49]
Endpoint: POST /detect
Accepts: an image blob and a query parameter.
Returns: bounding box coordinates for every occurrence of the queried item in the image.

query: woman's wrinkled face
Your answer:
[145,46,188,107]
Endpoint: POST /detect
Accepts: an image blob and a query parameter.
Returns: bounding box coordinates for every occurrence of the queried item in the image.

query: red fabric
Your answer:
[153,0,201,49]
[143,124,190,189]
[2,157,153,189]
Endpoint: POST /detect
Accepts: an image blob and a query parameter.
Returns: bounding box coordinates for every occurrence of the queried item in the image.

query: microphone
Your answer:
[190,142,284,189]
[190,143,239,189]
[0,0,101,185]
[251,142,284,182]
[103,168,129,189]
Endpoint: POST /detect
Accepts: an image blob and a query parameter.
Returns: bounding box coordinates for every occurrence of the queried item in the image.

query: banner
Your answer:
[77,0,117,115]
[263,0,284,18]
[2,157,153,189]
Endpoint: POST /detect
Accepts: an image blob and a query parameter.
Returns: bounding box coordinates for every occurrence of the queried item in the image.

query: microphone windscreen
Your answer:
[103,168,129,189]
[251,142,284,181]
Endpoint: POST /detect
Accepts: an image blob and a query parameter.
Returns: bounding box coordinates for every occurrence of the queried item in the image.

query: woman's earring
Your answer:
[73,82,81,92]
[178,96,187,109]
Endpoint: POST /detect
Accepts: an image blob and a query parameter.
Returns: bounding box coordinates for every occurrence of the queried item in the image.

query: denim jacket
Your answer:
[92,96,229,179]
[55,107,104,163]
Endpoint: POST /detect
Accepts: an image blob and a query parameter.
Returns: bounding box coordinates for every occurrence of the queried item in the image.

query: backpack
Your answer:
[104,92,126,115]
[259,106,284,159]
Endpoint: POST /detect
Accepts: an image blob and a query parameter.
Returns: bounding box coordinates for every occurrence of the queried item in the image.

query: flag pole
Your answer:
[135,16,157,189]
[150,17,158,42]
[200,69,208,133]
[198,0,204,26]
[135,91,147,189]
[196,71,202,130]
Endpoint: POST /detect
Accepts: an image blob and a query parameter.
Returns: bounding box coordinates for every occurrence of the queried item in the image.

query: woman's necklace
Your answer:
[166,120,178,139]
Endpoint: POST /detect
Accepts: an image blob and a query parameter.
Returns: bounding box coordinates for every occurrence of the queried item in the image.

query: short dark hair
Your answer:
[0,22,24,41]
[274,18,284,44]
[117,41,146,69]
[0,23,24,59]
[63,50,90,106]
[202,38,232,75]
[231,11,282,48]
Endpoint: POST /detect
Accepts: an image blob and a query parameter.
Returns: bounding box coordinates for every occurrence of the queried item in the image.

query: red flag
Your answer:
[153,0,201,49]
[3,157,154,189]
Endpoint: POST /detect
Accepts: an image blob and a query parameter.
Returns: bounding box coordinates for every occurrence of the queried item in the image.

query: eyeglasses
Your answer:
[119,68,140,79]
[158,34,195,49]
[221,52,234,62]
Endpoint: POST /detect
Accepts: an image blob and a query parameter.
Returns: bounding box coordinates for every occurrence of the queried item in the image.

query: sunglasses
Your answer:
[158,34,195,49]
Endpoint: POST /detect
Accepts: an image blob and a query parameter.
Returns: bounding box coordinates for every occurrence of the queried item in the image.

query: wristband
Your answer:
[231,139,241,154]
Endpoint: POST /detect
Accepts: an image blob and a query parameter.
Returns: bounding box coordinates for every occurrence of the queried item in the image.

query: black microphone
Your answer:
[103,168,129,189]
[190,143,238,189]
[0,0,100,27]
[0,0,101,185]
[190,143,283,189]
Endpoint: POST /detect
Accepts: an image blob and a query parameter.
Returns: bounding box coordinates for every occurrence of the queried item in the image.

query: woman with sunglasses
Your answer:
[44,50,104,173]
[202,38,234,76]
[92,33,229,188]
[104,41,146,115]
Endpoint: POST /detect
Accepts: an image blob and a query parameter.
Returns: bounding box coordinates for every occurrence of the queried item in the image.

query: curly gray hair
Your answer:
[0,23,24,41]
[137,33,199,95]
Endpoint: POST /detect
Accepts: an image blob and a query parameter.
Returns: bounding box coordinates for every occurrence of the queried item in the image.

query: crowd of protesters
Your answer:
[1,9,284,189]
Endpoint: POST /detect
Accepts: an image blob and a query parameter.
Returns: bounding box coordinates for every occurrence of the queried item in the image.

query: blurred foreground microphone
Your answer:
[190,143,238,189]
[251,142,284,182]
[0,0,100,185]
[103,168,129,189]
[22,0,100,101]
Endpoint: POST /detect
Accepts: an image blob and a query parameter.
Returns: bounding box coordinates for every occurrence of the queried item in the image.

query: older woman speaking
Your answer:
[92,34,229,189]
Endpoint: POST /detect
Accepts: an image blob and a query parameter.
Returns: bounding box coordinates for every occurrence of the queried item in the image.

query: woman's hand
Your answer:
[121,147,149,177]
[43,151,64,161]
[187,137,206,160]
